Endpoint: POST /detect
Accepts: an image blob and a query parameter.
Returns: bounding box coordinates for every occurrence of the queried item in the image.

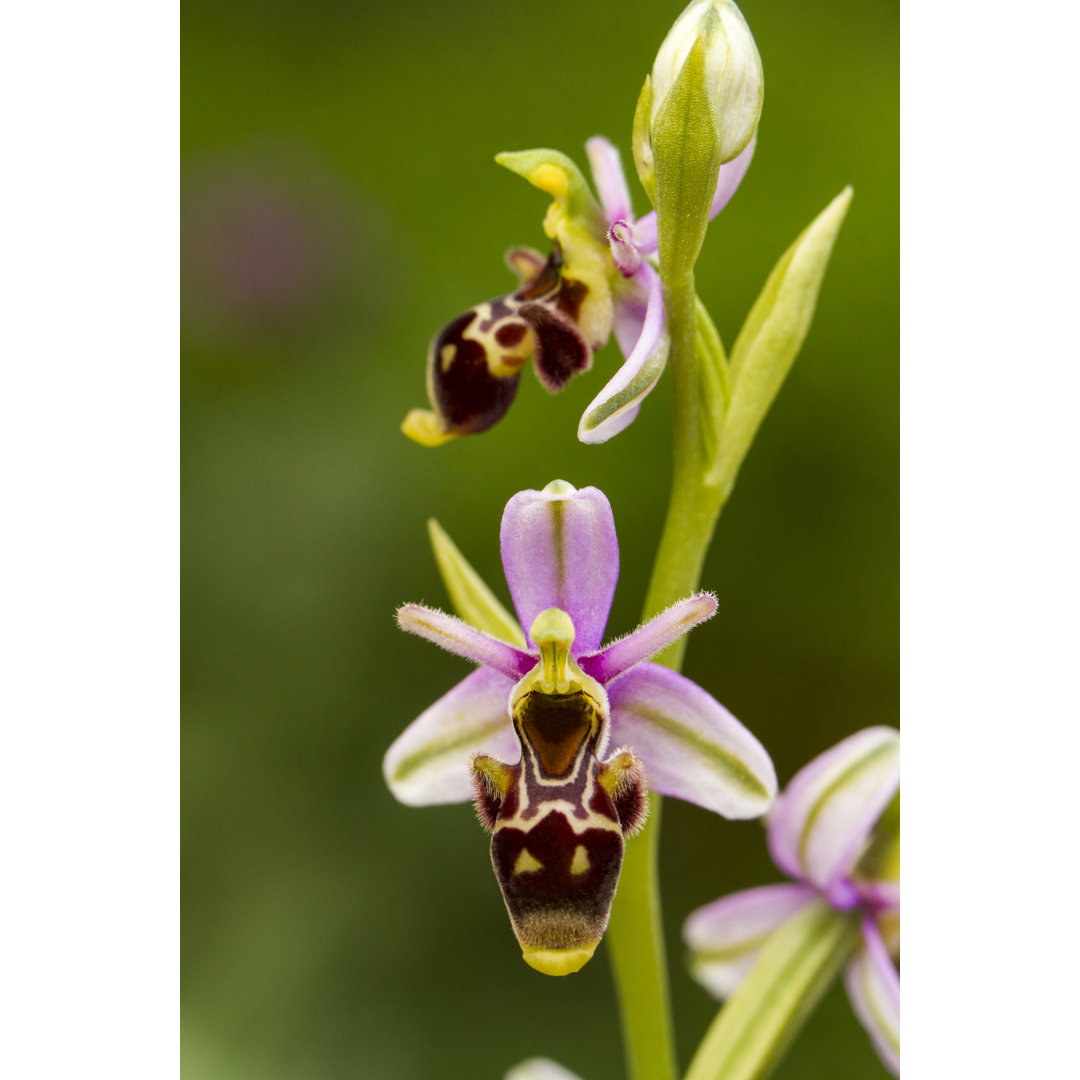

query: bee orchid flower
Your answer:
[684,727,901,1075]
[383,480,776,975]
[401,137,753,448]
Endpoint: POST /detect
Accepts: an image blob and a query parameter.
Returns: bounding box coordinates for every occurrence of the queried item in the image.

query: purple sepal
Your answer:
[768,727,900,894]
[683,883,817,999]
[383,667,519,806]
[606,663,776,819]
[499,483,618,652]
[844,917,900,1076]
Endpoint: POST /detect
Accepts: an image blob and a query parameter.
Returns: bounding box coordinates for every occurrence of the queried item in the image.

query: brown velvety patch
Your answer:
[517,691,594,778]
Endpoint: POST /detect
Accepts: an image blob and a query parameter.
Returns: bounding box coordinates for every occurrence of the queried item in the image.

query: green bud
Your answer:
[651,0,763,166]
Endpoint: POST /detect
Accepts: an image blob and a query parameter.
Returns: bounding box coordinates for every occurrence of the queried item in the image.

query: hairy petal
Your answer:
[577,262,669,444]
[585,135,633,225]
[518,302,592,391]
[768,727,900,898]
[579,594,717,683]
[500,481,619,652]
[844,918,900,1077]
[607,663,776,818]
[396,604,535,681]
[684,883,818,999]
[383,668,519,805]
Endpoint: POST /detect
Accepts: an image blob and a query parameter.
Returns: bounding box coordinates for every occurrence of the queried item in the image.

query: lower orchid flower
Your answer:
[401,136,754,448]
[383,480,776,975]
[683,726,901,1075]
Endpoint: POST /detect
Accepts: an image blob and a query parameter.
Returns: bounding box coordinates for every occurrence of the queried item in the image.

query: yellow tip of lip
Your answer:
[521,943,598,976]
[401,409,455,448]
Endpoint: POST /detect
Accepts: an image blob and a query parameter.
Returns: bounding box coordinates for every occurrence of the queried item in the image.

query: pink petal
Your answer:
[709,137,755,221]
[396,604,535,681]
[499,481,619,652]
[684,883,818,999]
[577,262,668,444]
[585,135,633,225]
[844,918,900,1076]
[768,727,900,896]
[578,594,717,683]
[383,668,519,805]
[606,663,776,818]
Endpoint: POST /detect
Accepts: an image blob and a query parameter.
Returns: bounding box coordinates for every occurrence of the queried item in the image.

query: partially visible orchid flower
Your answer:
[684,727,900,1075]
[401,137,754,448]
[384,480,776,975]
[504,1060,583,1080]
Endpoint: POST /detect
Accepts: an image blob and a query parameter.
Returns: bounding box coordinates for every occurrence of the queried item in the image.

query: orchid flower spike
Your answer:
[384,480,776,975]
[684,727,901,1075]
[401,137,754,448]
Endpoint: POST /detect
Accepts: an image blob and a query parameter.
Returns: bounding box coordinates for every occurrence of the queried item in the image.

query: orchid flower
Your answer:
[683,727,900,1075]
[401,137,754,448]
[383,480,776,976]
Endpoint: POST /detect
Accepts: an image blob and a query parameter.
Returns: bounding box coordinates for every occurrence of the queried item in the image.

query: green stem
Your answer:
[606,799,677,1080]
[683,904,859,1080]
[605,268,729,1080]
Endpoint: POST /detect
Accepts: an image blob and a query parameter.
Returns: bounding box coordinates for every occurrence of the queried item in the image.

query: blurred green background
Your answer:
[182,1,897,1077]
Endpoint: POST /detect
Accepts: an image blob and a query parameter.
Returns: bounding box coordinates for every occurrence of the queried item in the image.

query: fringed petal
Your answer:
[396,604,536,680]
[518,302,592,391]
[579,594,717,683]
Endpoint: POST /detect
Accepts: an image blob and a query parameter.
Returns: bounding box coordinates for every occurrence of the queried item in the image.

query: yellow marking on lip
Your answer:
[570,845,590,875]
[513,849,544,875]
[439,343,457,371]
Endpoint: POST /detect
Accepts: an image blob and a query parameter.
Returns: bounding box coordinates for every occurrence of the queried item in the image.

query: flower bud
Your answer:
[650,0,763,165]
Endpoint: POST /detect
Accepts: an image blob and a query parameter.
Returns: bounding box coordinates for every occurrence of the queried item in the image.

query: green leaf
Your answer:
[708,187,853,492]
[427,519,526,648]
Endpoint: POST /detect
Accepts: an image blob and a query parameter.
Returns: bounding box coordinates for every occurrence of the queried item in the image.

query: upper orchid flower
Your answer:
[400,137,754,448]
[383,480,776,975]
[684,727,900,1075]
